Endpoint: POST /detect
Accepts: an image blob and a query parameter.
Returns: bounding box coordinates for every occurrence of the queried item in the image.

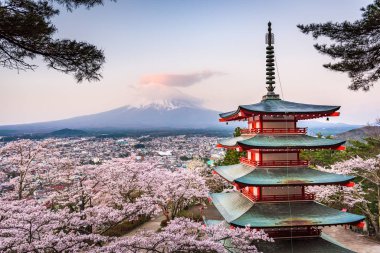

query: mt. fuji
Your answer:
[0,99,224,133]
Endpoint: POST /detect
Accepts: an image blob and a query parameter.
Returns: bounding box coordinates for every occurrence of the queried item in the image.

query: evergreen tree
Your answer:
[0,0,114,82]
[298,0,380,91]
[233,127,241,137]
[217,127,245,166]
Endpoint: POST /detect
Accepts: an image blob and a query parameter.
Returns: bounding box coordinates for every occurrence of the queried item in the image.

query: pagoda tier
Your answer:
[219,99,340,122]
[203,219,355,252]
[211,192,365,228]
[214,164,355,186]
[217,134,345,150]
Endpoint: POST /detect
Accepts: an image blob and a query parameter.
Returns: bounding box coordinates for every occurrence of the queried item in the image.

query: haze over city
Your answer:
[1,0,379,126]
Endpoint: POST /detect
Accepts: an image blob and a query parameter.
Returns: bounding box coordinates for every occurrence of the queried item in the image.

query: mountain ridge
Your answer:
[0,102,223,134]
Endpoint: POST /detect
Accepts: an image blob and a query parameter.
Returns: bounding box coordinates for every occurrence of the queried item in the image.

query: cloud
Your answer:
[139,70,223,87]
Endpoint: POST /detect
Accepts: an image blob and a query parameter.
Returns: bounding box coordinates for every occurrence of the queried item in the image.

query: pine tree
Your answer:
[0,0,114,82]
[298,0,380,91]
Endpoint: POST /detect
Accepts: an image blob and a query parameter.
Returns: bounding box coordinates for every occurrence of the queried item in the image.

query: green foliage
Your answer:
[301,137,380,166]
[346,137,380,159]
[300,149,346,167]
[180,156,191,161]
[0,0,112,82]
[215,127,246,166]
[217,149,246,166]
[234,127,242,137]
[298,0,380,91]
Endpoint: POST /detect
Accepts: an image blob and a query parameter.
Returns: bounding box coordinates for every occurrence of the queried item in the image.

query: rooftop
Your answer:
[215,164,355,186]
[220,99,340,120]
[211,192,365,228]
[218,135,345,149]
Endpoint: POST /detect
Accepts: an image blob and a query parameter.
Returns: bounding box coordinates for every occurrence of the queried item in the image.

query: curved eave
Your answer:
[237,142,346,150]
[236,135,346,150]
[211,192,365,229]
[219,99,341,122]
[235,178,354,187]
[217,136,251,148]
[214,164,255,182]
[215,164,355,186]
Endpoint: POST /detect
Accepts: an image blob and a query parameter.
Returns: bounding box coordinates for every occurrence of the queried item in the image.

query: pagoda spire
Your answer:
[263,21,280,100]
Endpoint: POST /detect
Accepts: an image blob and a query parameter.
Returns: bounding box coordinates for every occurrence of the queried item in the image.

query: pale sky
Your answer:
[1,0,379,125]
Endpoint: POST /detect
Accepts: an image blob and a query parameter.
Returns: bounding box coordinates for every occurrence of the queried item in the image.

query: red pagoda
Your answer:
[209,22,365,253]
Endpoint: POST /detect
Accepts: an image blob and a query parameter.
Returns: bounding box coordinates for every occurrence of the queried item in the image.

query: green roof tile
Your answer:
[237,135,345,149]
[214,164,254,182]
[211,192,253,223]
[211,192,365,228]
[217,136,251,147]
[220,99,340,118]
[215,164,354,186]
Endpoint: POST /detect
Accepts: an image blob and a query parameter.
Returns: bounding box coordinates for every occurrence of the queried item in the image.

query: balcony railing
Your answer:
[240,157,309,167]
[241,188,315,202]
[260,194,315,201]
[240,127,307,135]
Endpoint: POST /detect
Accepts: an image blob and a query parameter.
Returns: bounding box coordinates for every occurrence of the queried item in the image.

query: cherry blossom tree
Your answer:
[0,140,268,252]
[0,198,108,252]
[101,218,273,253]
[308,155,380,237]
[0,139,61,200]
[137,168,209,222]
[187,158,229,193]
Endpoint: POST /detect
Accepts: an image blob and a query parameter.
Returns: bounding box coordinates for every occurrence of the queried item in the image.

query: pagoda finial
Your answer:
[263,21,280,100]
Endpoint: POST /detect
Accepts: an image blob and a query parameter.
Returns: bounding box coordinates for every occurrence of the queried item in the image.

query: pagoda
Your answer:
[209,22,365,253]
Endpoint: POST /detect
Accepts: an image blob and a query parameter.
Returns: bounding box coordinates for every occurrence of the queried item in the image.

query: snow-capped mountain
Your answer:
[0,100,222,133]
[135,99,203,111]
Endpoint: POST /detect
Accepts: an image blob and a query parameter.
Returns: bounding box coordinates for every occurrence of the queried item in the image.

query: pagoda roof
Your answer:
[215,164,355,186]
[217,135,345,149]
[220,98,340,119]
[238,135,344,149]
[210,192,365,228]
[255,237,355,253]
[217,136,251,148]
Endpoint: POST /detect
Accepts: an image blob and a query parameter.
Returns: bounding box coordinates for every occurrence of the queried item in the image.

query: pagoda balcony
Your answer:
[240,127,307,135]
[240,157,309,167]
[241,189,315,202]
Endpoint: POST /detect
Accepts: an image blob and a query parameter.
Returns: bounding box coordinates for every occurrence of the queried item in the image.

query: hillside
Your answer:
[48,128,88,137]
[335,126,380,141]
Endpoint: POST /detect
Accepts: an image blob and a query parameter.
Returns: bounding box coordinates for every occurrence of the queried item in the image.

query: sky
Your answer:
[1,0,379,125]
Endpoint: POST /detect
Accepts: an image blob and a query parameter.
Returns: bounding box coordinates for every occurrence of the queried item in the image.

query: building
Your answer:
[208,22,365,253]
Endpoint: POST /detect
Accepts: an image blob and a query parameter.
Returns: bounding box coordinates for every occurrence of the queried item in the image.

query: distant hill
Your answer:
[48,128,88,137]
[298,121,362,137]
[335,126,380,141]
